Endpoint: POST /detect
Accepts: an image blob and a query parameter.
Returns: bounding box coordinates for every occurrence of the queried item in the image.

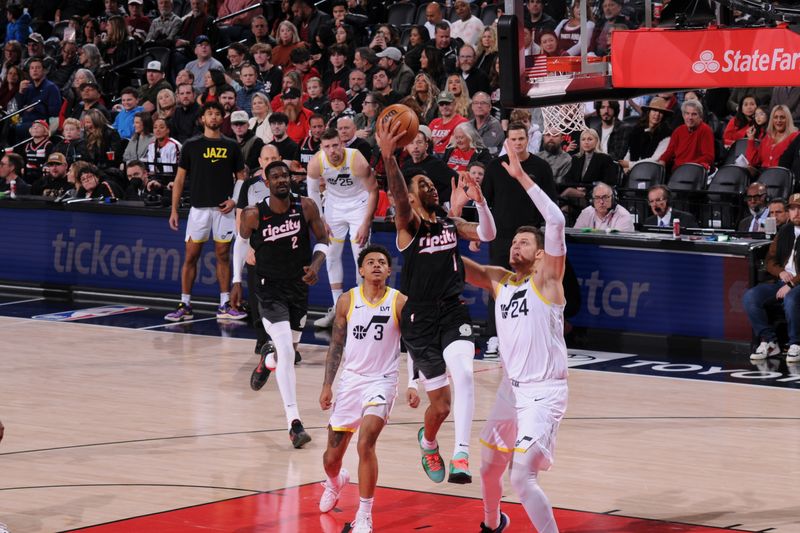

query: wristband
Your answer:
[313,243,329,256]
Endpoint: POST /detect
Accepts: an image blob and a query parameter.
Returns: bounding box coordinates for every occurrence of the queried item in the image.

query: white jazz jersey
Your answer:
[320,147,368,206]
[342,286,402,377]
[494,273,569,383]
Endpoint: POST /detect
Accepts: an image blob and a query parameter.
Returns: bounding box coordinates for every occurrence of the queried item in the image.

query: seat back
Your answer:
[387,3,417,28]
[703,165,749,228]
[707,165,749,198]
[624,161,665,191]
[758,166,794,200]
[723,137,752,166]
[480,4,500,26]
[667,163,707,192]
[416,2,432,26]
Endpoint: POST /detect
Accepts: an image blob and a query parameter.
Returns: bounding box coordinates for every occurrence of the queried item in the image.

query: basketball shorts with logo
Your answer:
[185,207,236,243]
[328,370,398,432]
[400,298,473,381]
[256,277,309,332]
[326,197,370,244]
[480,378,568,470]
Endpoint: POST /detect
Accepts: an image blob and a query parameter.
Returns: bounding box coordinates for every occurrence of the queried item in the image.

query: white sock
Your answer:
[220,292,230,306]
[262,319,299,427]
[421,435,438,451]
[443,340,475,458]
[181,294,191,305]
[510,463,558,533]
[331,288,343,306]
[358,497,373,516]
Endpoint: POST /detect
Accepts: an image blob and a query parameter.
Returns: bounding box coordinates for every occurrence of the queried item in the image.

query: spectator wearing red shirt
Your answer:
[282,87,313,143]
[723,94,757,149]
[428,91,468,156]
[745,104,800,172]
[658,100,715,171]
[443,122,491,173]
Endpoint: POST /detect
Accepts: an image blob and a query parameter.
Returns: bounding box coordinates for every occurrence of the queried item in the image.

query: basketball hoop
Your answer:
[541,102,586,136]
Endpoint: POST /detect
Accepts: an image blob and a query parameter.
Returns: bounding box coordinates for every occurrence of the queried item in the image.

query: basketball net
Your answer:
[541,102,586,137]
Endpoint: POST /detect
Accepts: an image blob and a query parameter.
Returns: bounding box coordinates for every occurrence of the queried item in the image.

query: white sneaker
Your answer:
[351,513,373,533]
[314,307,336,328]
[786,344,800,363]
[750,341,781,360]
[484,336,499,359]
[319,468,349,513]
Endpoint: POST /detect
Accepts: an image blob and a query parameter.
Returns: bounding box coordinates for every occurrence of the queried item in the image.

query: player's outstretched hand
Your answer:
[462,171,484,203]
[500,140,526,181]
[449,175,469,212]
[302,265,319,286]
[319,385,333,410]
[406,387,420,408]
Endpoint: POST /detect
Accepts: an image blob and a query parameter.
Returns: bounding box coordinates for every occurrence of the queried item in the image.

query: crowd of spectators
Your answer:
[0,0,797,235]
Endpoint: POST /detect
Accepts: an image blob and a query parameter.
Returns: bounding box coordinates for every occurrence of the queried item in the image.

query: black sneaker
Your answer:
[289,419,311,448]
[295,350,302,364]
[479,512,510,533]
[250,340,274,391]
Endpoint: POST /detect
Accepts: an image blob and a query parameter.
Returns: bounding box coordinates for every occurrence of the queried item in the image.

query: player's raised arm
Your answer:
[302,197,329,285]
[376,120,415,231]
[319,291,351,410]
[448,172,496,243]
[462,256,507,293]
[500,140,566,282]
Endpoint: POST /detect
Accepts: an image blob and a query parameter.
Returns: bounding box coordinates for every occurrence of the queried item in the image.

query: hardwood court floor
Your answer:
[0,316,798,532]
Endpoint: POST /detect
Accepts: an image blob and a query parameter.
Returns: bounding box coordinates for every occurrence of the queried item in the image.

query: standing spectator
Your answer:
[746,104,799,172]
[723,94,757,149]
[450,0,484,46]
[248,91,273,143]
[376,47,414,97]
[644,184,698,228]
[525,0,557,43]
[83,109,123,170]
[53,118,90,165]
[411,73,440,125]
[170,83,202,143]
[22,120,53,183]
[574,182,634,232]
[620,97,673,169]
[743,193,800,363]
[269,112,301,163]
[146,117,182,181]
[4,5,32,45]
[272,21,305,68]
[592,100,630,161]
[31,152,73,197]
[166,101,247,322]
[236,63,266,116]
[456,44,491,98]
[146,0,183,46]
[443,122,491,173]
[251,43,283,99]
[658,100,715,171]
[186,35,225,92]
[13,59,61,142]
[230,110,264,173]
[138,61,173,114]
[123,111,155,162]
[113,87,145,140]
[0,153,31,195]
[429,91,468,156]
[555,0,595,56]
[737,182,770,232]
[537,132,573,183]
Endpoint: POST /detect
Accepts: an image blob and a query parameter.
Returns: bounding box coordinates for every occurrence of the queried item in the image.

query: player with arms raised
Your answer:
[375,119,496,485]
[464,140,569,533]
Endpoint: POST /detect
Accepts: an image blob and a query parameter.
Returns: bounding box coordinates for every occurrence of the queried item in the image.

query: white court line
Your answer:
[0,297,45,307]
[137,317,219,330]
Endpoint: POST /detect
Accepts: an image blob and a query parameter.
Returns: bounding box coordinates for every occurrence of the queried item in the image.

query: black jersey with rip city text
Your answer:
[400,216,465,303]
[250,194,311,281]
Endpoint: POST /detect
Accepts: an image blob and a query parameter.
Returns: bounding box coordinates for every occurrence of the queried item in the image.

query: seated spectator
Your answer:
[737,182,770,232]
[443,122,491,173]
[249,91,273,143]
[723,94,757,149]
[146,117,181,183]
[574,182,634,232]
[337,115,371,161]
[325,87,352,129]
[285,47,320,92]
[404,25,431,74]
[236,64,266,116]
[74,82,112,123]
[539,30,564,57]
[198,69,228,106]
[230,110,264,174]
[75,164,123,199]
[271,70,305,112]
[48,41,80,92]
[281,87,312,143]
[22,33,56,73]
[769,198,790,230]
[53,118,90,165]
[123,111,155,163]
[450,0,483,46]
[100,15,140,79]
[31,153,72,197]
[83,109,123,170]
[401,125,456,202]
[590,0,632,56]
[469,91,504,156]
[303,77,329,116]
[113,87,145,140]
[273,21,306,68]
[226,43,249,83]
[0,65,21,112]
[156,88,178,122]
[268,112,301,163]
[446,74,472,119]
[753,105,769,140]
[555,0,595,56]
[746,104,799,173]
[499,108,543,156]
[370,68,399,106]
[175,69,196,90]
[123,160,159,201]
[658,100,715,171]
[537,131,573,183]
[644,184,698,228]
[4,5,31,46]
[592,99,630,161]
[346,69,368,115]
[217,85,239,137]
[138,61,173,114]
[251,43,284,99]
[12,58,62,143]
[126,0,151,40]
[620,97,673,170]
[353,92,384,148]
[429,91,468,157]
[76,44,102,79]
[771,87,800,125]
[376,47,414,97]
[1,41,23,82]
[456,44,491,98]
[186,36,225,92]
[299,113,325,169]
[564,129,619,187]
[0,153,31,195]
[59,69,96,129]
[170,83,202,144]
[525,0,557,43]
[411,73,440,125]
[743,193,800,363]
[145,0,183,46]
[22,120,53,184]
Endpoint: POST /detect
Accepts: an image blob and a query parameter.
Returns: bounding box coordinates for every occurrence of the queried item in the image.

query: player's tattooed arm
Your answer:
[320,293,350,409]
[376,119,414,231]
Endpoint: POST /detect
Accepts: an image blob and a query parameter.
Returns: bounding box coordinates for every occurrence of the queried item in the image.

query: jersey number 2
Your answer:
[291,236,299,249]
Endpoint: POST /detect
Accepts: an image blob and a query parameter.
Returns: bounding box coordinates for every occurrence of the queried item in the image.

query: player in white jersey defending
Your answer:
[318,245,419,533]
[307,128,378,328]
[463,140,568,533]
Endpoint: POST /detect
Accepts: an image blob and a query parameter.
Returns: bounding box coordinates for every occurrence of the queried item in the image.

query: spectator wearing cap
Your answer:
[23,33,55,73]
[13,58,62,143]
[138,61,173,114]
[620,97,673,169]
[376,47,414,97]
[371,68,401,106]
[524,0,557,44]
[186,36,225,92]
[230,110,264,174]
[268,112,301,163]
[325,87,353,128]
[0,153,31,195]
[146,0,183,45]
[126,0,151,39]
[428,91,468,157]
[280,87,313,143]
[236,63,266,116]
[401,125,457,202]
[324,44,351,97]
[450,0,484,46]
[4,5,32,45]
[31,152,73,197]
[73,81,112,122]
[743,192,800,363]
[22,120,54,183]
[113,87,145,140]
[470,91,504,156]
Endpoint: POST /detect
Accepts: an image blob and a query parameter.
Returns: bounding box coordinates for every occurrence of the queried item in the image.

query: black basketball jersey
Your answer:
[250,194,311,281]
[400,216,465,303]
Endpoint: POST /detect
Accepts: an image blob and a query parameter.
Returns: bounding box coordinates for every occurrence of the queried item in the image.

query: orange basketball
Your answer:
[378,104,419,147]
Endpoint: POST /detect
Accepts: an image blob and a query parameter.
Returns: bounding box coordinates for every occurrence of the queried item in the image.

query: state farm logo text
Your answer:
[692,48,800,74]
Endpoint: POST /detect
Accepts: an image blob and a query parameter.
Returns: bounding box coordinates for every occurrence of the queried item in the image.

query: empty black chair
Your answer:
[624,161,666,191]
[758,166,794,200]
[723,138,752,166]
[705,165,749,228]
[667,163,707,192]
[480,4,500,26]
[388,3,417,28]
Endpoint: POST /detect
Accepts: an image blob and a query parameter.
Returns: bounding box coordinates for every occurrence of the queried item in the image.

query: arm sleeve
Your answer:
[527,184,566,256]
[232,232,249,284]
[307,175,323,212]
[475,199,496,242]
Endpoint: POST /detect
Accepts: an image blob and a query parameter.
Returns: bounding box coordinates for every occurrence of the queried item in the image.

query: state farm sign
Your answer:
[612,26,800,88]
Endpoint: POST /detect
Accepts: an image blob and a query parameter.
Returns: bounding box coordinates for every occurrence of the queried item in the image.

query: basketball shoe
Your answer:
[164,303,193,322]
[250,340,275,391]
[448,451,472,484]
[351,512,373,533]
[479,512,510,532]
[750,341,780,360]
[217,301,247,320]
[319,468,349,512]
[290,419,311,448]
[314,307,335,328]
[417,427,445,483]
[787,344,800,363]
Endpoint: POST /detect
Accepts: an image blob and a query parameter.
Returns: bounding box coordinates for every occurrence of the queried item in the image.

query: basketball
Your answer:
[378,104,419,147]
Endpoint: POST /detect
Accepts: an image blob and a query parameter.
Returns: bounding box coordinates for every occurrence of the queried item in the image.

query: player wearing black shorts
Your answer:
[376,119,497,484]
[233,160,329,448]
